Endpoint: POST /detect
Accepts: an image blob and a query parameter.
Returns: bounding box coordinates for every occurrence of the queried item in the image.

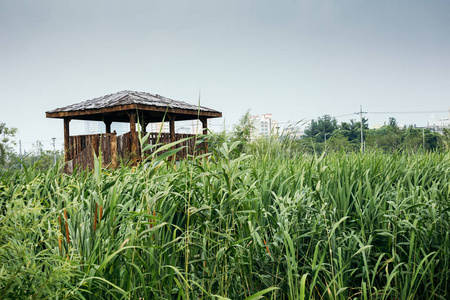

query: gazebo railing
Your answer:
[140,132,200,158]
[65,131,201,172]
[66,133,118,172]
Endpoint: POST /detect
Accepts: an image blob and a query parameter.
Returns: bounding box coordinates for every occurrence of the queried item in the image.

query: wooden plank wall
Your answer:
[140,132,200,159]
[65,131,202,172]
[117,132,132,162]
[66,133,117,172]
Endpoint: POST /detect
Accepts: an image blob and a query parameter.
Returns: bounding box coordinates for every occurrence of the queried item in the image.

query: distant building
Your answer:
[428,108,450,134]
[249,114,278,140]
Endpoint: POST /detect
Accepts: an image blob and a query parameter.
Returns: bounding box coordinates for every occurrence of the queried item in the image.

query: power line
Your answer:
[334,113,356,118]
[367,110,448,115]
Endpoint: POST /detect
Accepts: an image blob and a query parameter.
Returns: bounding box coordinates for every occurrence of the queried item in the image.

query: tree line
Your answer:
[1,114,449,170]
[0,122,61,170]
[207,112,450,156]
[300,114,449,153]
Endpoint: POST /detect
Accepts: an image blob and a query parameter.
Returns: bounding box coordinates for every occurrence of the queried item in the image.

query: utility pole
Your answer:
[355,105,367,153]
[422,128,425,149]
[52,138,56,164]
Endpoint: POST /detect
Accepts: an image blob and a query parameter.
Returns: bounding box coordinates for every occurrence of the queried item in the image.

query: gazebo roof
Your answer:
[46,90,222,122]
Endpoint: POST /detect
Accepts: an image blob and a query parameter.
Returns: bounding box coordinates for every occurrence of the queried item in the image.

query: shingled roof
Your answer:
[46,90,222,122]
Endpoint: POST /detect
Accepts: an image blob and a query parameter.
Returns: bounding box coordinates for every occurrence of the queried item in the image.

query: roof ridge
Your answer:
[46,90,221,115]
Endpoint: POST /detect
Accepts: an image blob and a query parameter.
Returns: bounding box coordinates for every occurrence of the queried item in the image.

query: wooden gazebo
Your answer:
[46,90,222,171]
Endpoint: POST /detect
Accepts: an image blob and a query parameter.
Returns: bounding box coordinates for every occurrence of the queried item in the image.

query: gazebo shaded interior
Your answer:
[46,91,222,171]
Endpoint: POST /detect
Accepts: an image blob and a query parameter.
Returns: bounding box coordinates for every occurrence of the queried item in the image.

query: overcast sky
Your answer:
[1,0,449,151]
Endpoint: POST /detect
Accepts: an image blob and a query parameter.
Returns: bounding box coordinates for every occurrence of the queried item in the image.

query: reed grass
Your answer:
[0,135,449,299]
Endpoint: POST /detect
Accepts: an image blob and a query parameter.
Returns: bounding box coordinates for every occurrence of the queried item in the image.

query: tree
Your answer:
[401,126,423,152]
[0,122,18,166]
[388,117,398,129]
[5,140,62,171]
[442,128,450,150]
[304,115,338,142]
[230,110,254,153]
[365,125,402,152]
[326,133,356,152]
[423,130,442,151]
[338,118,369,143]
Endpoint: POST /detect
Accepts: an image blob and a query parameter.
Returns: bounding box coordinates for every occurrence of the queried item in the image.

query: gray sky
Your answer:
[1,0,449,151]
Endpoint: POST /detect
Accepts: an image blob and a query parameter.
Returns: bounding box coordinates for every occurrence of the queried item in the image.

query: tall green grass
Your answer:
[1,136,449,299]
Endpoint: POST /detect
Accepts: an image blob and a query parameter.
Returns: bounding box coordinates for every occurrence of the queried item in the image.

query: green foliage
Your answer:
[0,122,17,166]
[365,125,403,152]
[304,115,338,142]
[207,110,254,157]
[338,117,369,143]
[206,129,229,156]
[442,128,450,150]
[0,167,79,299]
[230,110,253,152]
[326,133,356,152]
[5,140,62,171]
[1,138,450,299]
[388,117,398,128]
[365,125,445,153]
[300,115,446,154]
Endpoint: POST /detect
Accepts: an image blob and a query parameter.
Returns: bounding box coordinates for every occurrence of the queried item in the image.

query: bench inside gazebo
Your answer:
[46,90,222,172]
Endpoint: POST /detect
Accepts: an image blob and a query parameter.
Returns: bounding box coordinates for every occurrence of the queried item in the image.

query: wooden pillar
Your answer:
[200,117,208,154]
[201,117,208,135]
[64,118,71,162]
[130,111,139,163]
[169,115,176,160]
[92,135,99,157]
[169,115,176,144]
[111,132,118,168]
[104,120,112,133]
[138,114,146,137]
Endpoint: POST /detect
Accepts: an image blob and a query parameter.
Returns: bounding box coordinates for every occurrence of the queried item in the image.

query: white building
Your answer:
[249,114,278,140]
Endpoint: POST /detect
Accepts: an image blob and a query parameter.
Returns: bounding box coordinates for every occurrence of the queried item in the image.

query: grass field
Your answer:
[1,138,449,299]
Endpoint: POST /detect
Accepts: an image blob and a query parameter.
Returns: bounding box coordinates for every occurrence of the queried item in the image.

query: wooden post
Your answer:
[138,115,146,140]
[142,121,147,134]
[200,117,208,154]
[169,115,176,144]
[130,111,138,163]
[64,118,71,162]
[92,135,99,157]
[138,112,146,133]
[201,117,208,135]
[111,133,118,168]
[169,115,176,160]
[104,120,112,133]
